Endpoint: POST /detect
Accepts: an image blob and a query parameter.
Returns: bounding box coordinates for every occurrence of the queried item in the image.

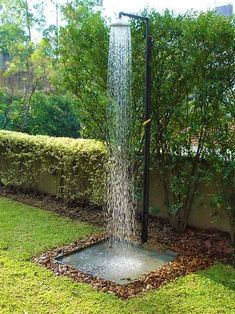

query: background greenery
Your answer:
[0,0,234,239]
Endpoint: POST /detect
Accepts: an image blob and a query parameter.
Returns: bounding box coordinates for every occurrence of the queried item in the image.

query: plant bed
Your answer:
[0,186,104,226]
[33,228,233,299]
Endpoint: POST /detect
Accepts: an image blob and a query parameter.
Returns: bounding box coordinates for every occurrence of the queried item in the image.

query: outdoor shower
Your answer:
[118,12,152,243]
[56,14,175,286]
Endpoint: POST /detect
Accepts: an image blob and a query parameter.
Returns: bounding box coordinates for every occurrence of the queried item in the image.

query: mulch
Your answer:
[0,186,104,227]
[0,186,234,299]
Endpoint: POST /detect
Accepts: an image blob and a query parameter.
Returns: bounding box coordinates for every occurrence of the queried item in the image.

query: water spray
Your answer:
[118,12,152,244]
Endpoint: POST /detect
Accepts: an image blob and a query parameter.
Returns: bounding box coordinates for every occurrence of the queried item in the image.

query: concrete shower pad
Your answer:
[56,240,176,285]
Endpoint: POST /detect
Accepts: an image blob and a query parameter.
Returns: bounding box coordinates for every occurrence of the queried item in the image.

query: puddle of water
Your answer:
[56,240,176,285]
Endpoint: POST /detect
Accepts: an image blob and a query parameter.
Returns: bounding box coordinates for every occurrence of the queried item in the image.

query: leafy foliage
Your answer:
[206,121,235,245]
[146,11,235,232]
[0,2,234,238]
[0,92,81,138]
[0,0,46,39]
[0,0,80,137]
[59,2,109,139]
[0,130,107,205]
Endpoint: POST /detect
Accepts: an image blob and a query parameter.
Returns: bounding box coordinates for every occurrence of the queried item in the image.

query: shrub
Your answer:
[0,130,107,205]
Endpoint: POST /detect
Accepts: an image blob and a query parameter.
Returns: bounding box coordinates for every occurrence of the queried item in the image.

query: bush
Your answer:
[0,130,107,205]
[0,91,81,138]
[26,93,81,138]
[134,11,235,233]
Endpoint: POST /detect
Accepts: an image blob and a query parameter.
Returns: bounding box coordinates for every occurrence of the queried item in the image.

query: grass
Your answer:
[0,196,234,314]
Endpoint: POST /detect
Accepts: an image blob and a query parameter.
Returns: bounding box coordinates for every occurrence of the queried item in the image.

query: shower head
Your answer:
[110,17,130,27]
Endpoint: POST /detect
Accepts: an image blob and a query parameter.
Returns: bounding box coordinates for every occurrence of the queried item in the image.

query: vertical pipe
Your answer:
[141,21,151,243]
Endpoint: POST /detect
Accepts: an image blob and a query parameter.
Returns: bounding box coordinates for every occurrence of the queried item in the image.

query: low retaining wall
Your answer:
[149,171,230,234]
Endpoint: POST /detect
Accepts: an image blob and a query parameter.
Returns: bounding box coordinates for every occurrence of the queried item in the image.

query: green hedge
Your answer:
[0,131,107,205]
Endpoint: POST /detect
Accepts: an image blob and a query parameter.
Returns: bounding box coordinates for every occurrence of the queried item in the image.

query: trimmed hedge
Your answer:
[0,131,107,205]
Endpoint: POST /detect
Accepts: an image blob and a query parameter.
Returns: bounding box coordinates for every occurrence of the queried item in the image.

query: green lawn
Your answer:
[0,196,234,314]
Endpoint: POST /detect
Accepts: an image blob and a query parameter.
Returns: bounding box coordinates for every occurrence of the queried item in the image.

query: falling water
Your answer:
[106,19,136,245]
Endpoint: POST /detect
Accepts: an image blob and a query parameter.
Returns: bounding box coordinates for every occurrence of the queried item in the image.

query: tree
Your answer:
[59,1,108,139]
[0,0,48,131]
[147,11,235,232]
[25,92,80,138]
[206,101,235,246]
[0,0,45,40]
[0,0,82,137]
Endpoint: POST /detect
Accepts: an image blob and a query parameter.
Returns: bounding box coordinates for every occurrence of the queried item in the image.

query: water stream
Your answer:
[106,20,136,245]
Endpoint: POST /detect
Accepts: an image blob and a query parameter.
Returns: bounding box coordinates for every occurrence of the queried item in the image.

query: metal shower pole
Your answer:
[119,12,152,243]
